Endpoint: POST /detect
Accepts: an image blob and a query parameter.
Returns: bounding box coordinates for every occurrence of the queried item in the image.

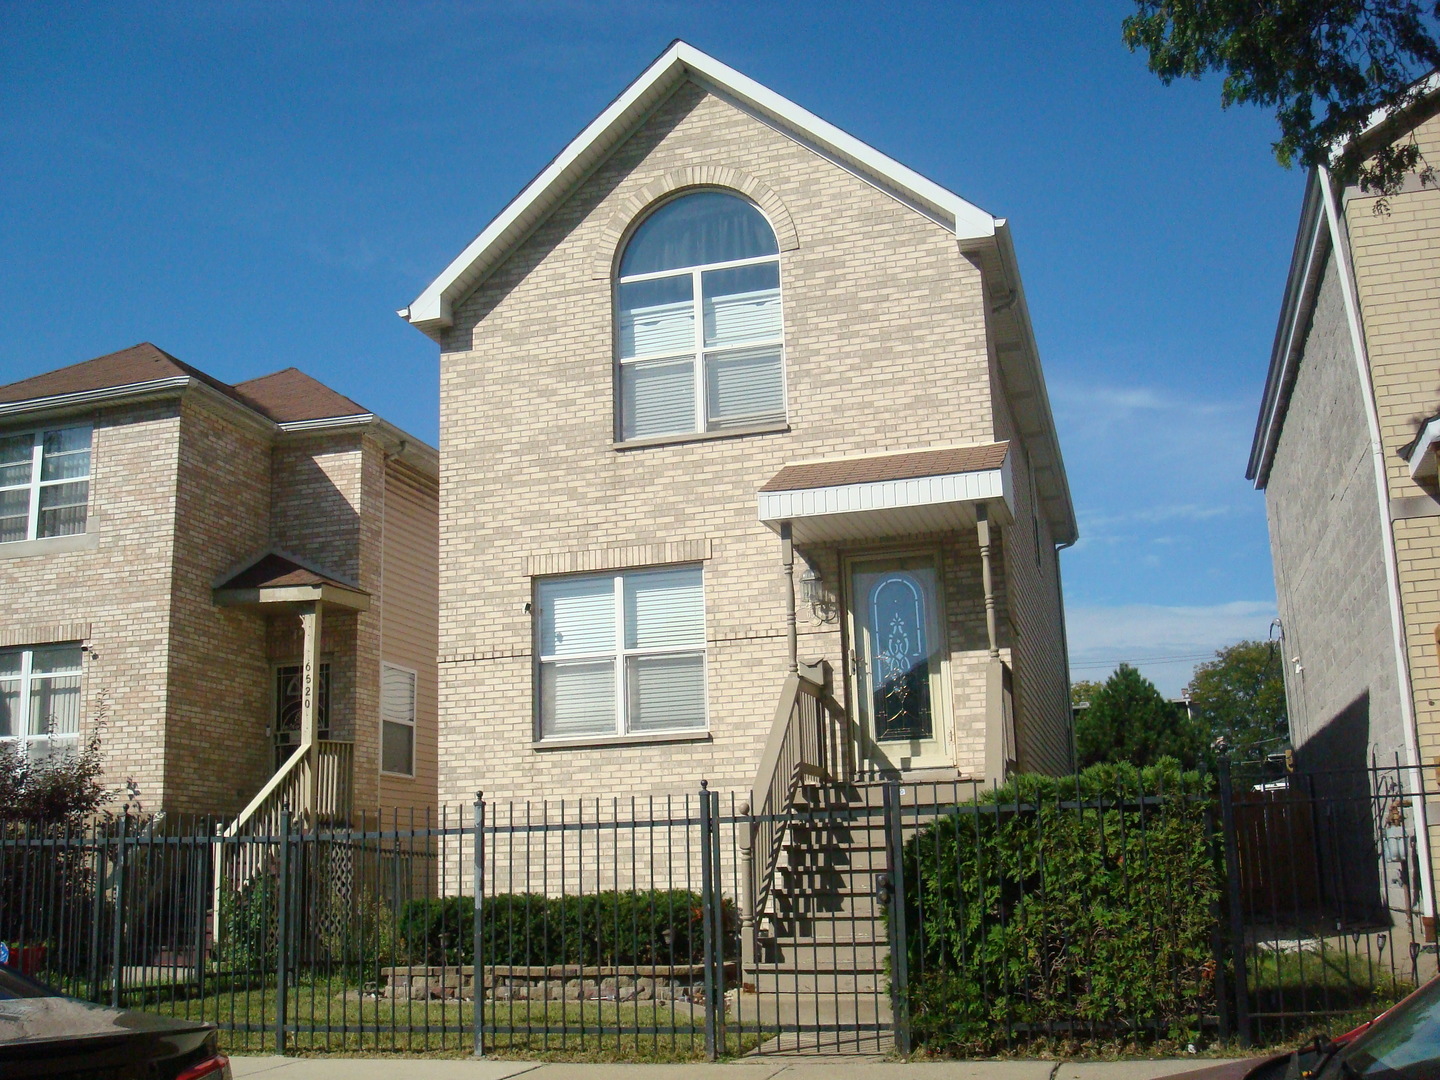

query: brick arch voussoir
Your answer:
[592,167,799,278]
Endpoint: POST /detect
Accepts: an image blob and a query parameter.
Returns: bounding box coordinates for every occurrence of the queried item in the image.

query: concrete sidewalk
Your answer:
[230,1056,1236,1079]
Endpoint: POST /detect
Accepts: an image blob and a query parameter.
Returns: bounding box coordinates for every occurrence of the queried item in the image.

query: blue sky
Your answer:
[0,1,1303,695]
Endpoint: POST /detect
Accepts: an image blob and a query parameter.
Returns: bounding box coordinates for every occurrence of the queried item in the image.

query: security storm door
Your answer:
[848,552,952,771]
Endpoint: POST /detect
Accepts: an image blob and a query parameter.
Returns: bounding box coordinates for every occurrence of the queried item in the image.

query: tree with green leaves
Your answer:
[1123,0,1440,192]
[1074,663,1206,769]
[1185,639,1289,765]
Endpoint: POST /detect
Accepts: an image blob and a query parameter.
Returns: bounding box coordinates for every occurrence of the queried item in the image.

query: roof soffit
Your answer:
[401,41,998,338]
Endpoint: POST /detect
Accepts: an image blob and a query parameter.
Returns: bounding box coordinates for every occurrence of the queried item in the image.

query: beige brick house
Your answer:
[0,343,438,823]
[403,43,1077,809]
[1248,83,1440,923]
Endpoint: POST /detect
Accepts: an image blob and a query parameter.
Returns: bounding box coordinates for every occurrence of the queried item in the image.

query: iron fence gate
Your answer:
[2,764,1436,1059]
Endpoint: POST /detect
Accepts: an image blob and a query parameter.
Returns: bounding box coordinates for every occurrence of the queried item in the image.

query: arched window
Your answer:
[616,191,785,441]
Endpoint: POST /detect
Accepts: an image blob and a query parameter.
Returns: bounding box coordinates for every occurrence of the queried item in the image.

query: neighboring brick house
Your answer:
[402,42,1077,809]
[0,343,438,822]
[1248,85,1440,923]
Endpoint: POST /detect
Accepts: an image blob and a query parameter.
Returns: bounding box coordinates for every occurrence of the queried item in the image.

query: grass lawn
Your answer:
[112,976,770,1061]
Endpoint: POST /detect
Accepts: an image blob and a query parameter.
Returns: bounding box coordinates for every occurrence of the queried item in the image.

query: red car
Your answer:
[1168,974,1440,1079]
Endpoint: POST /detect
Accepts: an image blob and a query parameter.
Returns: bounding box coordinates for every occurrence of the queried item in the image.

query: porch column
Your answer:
[978,505,1009,785]
[976,504,999,658]
[298,600,324,820]
[780,522,798,674]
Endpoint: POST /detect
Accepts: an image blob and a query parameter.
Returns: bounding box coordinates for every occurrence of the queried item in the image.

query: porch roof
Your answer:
[757,443,1014,544]
[212,550,370,611]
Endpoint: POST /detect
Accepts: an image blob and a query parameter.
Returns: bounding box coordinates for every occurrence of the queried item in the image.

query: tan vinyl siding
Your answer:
[378,460,439,813]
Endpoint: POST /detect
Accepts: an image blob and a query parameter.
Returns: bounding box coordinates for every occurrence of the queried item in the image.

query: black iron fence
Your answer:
[1,762,1435,1059]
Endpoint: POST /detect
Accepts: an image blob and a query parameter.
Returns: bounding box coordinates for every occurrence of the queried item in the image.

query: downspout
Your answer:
[1318,166,1436,925]
[1054,536,1079,776]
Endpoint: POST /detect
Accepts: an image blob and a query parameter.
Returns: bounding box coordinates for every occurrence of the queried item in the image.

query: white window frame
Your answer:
[0,643,84,759]
[534,566,709,743]
[380,661,417,777]
[615,207,787,442]
[0,425,92,544]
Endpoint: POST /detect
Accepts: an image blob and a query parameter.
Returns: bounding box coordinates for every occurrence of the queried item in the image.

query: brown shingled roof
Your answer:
[0,343,240,405]
[216,552,359,592]
[232,368,369,424]
[0,345,371,426]
[760,442,1009,492]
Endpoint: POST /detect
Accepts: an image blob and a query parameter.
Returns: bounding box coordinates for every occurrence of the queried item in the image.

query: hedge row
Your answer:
[400,890,735,967]
[900,761,1219,1052]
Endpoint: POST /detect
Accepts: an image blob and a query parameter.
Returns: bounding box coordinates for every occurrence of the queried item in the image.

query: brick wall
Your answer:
[436,80,1069,806]
[1264,250,1404,766]
[0,401,181,808]
[1346,109,1440,773]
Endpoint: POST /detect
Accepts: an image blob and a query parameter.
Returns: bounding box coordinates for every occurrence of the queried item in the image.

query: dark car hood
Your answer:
[0,995,212,1048]
[1153,1055,1287,1080]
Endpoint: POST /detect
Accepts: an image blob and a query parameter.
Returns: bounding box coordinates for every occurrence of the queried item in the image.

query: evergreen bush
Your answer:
[900,761,1219,1053]
[399,889,733,967]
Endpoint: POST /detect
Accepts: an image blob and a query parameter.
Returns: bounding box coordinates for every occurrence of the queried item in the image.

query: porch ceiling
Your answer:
[757,443,1014,545]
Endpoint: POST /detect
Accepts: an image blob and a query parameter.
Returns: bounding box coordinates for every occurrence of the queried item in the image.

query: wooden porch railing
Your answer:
[212,740,354,921]
[739,660,850,969]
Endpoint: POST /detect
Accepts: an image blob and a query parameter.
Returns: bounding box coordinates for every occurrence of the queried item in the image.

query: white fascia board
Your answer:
[0,376,193,421]
[991,222,1077,546]
[1408,417,1440,480]
[757,467,1010,525]
[403,40,996,338]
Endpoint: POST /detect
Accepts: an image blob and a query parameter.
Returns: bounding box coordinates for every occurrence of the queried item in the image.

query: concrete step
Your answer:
[748,969,889,994]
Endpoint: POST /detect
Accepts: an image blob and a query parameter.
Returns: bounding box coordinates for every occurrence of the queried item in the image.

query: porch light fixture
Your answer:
[799,563,838,624]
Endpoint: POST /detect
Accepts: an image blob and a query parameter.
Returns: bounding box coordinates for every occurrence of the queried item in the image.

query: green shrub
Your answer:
[216,874,278,971]
[400,890,733,967]
[900,761,1219,1053]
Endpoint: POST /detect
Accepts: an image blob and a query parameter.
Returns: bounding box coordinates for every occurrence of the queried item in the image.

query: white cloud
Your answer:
[1066,600,1278,696]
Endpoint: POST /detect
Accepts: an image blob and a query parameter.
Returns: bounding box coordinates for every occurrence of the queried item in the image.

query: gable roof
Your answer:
[0,342,239,406]
[233,368,369,424]
[215,550,359,592]
[0,345,438,477]
[400,40,998,339]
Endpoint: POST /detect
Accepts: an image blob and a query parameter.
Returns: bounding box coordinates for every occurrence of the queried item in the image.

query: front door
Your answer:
[273,662,330,771]
[848,551,952,771]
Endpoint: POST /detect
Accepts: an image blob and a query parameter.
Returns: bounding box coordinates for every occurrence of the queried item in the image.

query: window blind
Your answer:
[618,278,693,359]
[703,264,781,348]
[624,567,704,648]
[626,653,706,731]
[538,576,615,657]
[381,664,416,775]
[621,359,696,441]
[706,346,785,427]
[539,659,616,738]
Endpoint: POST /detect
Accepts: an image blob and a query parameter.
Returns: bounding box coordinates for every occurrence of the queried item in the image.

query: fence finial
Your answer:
[700,779,709,790]
[474,790,484,802]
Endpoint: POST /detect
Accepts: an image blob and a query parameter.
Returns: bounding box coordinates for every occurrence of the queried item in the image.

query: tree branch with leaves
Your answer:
[1124,0,1440,192]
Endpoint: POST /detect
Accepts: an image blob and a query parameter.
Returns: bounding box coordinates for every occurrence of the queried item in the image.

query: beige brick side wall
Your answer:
[0,402,182,807]
[436,81,1055,808]
[163,398,273,816]
[1347,111,1440,772]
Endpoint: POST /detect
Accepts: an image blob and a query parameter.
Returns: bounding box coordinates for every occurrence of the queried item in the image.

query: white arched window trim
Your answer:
[615,193,787,443]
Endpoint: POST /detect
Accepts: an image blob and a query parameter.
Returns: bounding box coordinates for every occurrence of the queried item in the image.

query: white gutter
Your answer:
[1319,166,1435,923]
[0,376,193,418]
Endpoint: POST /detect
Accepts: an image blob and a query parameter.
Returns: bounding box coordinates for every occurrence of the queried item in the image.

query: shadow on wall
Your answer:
[1290,691,1390,926]
[272,453,363,582]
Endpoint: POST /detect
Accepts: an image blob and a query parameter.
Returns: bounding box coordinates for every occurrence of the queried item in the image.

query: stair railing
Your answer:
[741,660,850,970]
[211,739,354,939]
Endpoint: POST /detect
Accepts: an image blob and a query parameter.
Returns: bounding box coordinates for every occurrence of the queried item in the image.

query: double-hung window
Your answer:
[381,663,417,776]
[0,644,83,761]
[536,565,706,741]
[0,426,92,543]
[617,191,785,441]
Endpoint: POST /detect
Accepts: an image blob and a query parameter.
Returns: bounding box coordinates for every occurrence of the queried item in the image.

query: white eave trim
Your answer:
[403,40,996,337]
[758,464,1012,526]
[1408,417,1440,480]
[0,376,193,420]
